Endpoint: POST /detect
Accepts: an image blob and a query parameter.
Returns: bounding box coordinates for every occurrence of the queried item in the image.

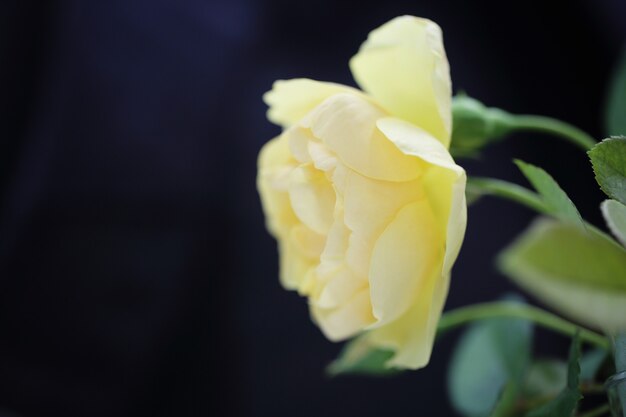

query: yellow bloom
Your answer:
[257,16,467,369]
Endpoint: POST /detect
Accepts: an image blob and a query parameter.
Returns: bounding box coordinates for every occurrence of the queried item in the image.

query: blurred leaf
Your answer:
[499,218,626,332]
[523,360,567,399]
[589,137,626,205]
[526,333,582,417]
[326,335,399,377]
[580,348,608,382]
[514,160,584,228]
[601,199,626,247]
[491,382,521,417]
[448,313,532,417]
[605,48,626,136]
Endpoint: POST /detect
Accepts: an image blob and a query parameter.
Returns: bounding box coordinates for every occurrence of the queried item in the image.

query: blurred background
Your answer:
[0,0,624,416]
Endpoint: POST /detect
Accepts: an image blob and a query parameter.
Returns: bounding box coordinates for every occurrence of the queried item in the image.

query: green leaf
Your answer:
[448,314,532,417]
[326,335,399,377]
[589,137,626,205]
[601,199,626,246]
[514,160,584,228]
[523,360,567,399]
[526,333,582,417]
[605,48,626,136]
[466,177,547,212]
[579,348,608,382]
[499,218,626,333]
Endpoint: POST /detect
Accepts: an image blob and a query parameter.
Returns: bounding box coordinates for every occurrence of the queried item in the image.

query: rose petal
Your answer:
[368,199,443,325]
[318,202,350,266]
[278,237,316,291]
[307,140,337,172]
[377,117,467,276]
[341,169,426,278]
[312,288,375,341]
[290,224,326,259]
[367,271,450,369]
[263,78,360,128]
[307,93,423,182]
[315,265,367,309]
[350,16,452,146]
[257,135,299,236]
[288,164,336,235]
[287,127,315,163]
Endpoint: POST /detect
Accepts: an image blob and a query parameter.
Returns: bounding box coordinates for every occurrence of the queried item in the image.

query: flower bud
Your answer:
[450,95,515,157]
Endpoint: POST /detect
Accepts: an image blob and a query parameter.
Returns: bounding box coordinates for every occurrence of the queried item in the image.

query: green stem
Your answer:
[437,301,609,349]
[467,177,548,214]
[578,403,611,417]
[511,114,596,151]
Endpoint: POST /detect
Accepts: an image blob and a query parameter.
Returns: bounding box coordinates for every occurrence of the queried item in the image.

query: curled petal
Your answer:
[263,79,360,128]
[377,117,466,274]
[350,16,452,146]
[306,93,423,182]
[363,118,467,369]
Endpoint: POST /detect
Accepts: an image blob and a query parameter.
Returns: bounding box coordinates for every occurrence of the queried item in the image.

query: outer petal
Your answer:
[365,117,467,369]
[257,136,326,291]
[350,16,452,146]
[366,271,450,369]
[263,79,360,128]
[277,236,316,291]
[376,117,466,274]
[368,200,442,326]
[256,135,299,236]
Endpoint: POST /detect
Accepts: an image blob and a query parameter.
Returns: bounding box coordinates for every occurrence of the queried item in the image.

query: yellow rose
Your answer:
[257,16,467,369]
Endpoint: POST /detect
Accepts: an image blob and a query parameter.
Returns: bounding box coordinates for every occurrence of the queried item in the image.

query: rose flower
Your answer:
[257,16,466,369]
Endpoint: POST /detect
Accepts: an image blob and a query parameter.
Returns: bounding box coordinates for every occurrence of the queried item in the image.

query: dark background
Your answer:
[0,0,624,416]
